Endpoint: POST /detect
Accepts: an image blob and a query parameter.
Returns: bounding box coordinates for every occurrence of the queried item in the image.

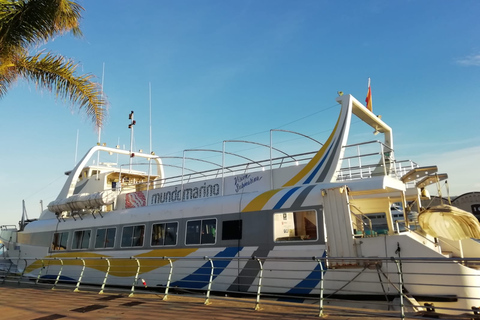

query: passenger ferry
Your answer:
[2,94,480,315]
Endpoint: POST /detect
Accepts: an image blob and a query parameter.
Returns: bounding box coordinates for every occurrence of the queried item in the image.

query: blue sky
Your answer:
[1,0,479,226]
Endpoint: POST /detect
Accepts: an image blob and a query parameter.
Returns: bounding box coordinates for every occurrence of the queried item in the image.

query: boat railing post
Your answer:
[253,257,264,311]
[314,257,325,317]
[129,257,141,297]
[35,259,45,285]
[221,141,225,196]
[163,257,174,301]
[52,258,64,290]
[269,130,273,189]
[357,145,363,178]
[74,257,86,292]
[347,158,352,180]
[182,151,186,201]
[99,257,111,294]
[18,259,28,284]
[204,256,214,305]
[380,143,387,176]
[2,259,12,284]
[391,257,405,320]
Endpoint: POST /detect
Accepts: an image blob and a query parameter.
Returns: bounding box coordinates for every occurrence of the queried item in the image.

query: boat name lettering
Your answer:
[234,174,262,193]
[150,183,220,204]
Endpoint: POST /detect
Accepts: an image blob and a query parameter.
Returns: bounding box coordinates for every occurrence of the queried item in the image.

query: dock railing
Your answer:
[1,255,480,319]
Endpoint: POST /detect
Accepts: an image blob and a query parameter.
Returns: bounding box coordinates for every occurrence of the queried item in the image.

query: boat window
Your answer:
[95,227,116,249]
[273,210,317,242]
[72,230,91,250]
[51,232,69,251]
[222,220,242,240]
[121,225,145,247]
[151,222,178,246]
[185,219,216,245]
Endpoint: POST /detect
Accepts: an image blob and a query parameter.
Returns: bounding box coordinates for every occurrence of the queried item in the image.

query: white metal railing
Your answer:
[336,140,398,181]
[1,255,480,319]
[117,141,414,196]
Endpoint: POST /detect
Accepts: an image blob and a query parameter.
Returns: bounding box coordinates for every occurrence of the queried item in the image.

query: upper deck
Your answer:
[45,94,423,219]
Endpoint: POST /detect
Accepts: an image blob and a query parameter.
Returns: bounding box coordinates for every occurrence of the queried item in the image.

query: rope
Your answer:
[324,265,368,298]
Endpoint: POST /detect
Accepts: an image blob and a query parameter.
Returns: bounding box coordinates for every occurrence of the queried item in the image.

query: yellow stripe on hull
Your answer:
[25,248,198,277]
[241,189,282,212]
[283,112,342,187]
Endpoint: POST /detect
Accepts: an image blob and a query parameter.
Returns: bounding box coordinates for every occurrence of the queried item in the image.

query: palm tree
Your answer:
[0,0,106,128]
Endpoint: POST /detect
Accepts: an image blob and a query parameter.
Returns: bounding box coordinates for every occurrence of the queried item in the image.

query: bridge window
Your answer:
[186,219,216,245]
[72,230,91,249]
[52,232,69,251]
[151,222,178,246]
[222,220,242,240]
[95,227,116,249]
[274,210,317,242]
[121,225,145,247]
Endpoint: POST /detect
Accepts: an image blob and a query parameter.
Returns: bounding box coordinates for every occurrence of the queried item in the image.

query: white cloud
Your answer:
[455,54,480,66]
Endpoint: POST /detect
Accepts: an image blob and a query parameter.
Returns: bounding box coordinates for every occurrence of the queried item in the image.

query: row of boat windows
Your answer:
[52,218,219,251]
[51,210,319,251]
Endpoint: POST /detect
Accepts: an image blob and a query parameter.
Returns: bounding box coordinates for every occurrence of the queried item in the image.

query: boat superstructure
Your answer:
[2,94,480,315]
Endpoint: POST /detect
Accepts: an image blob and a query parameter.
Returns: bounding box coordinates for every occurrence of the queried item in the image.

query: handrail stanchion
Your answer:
[315,257,325,317]
[204,257,214,305]
[380,144,387,176]
[2,259,13,284]
[392,257,405,320]
[163,257,173,301]
[18,259,27,284]
[52,258,64,290]
[35,259,45,285]
[129,257,141,297]
[99,257,110,294]
[254,257,264,311]
[74,257,86,292]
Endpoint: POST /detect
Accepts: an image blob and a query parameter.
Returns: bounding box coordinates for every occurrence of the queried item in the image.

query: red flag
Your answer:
[365,78,372,112]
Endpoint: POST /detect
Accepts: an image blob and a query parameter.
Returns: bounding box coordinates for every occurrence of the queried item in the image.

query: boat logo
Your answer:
[125,191,147,208]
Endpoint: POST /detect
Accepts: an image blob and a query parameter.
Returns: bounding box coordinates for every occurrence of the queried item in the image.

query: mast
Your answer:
[97,62,106,165]
[147,83,153,195]
[128,111,136,171]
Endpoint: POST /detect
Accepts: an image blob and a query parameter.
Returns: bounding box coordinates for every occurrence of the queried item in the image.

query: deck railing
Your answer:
[1,255,479,319]
[118,139,417,197]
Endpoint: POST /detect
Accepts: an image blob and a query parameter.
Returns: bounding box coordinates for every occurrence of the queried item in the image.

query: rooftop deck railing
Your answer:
[118,139,418,196]
[1,255,479,319]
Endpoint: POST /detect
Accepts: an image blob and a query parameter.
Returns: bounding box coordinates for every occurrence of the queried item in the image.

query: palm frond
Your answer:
[0,61,18,97]
[14,51,106,128]
[0,0,83,57]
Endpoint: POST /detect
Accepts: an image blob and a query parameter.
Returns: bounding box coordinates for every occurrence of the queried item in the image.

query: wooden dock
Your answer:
[0,281,473,319]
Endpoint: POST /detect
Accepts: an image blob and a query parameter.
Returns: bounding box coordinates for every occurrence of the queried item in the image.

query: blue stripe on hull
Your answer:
[273,187,301,209]
[279,252,327,302]
[40,274,76,282]
[171,246,243,289]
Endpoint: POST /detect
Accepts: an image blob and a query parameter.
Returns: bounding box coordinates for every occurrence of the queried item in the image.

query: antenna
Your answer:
[128,111,136,171]
[97,62,105,165]
[147,83,155,195]
[149,82,152,153]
